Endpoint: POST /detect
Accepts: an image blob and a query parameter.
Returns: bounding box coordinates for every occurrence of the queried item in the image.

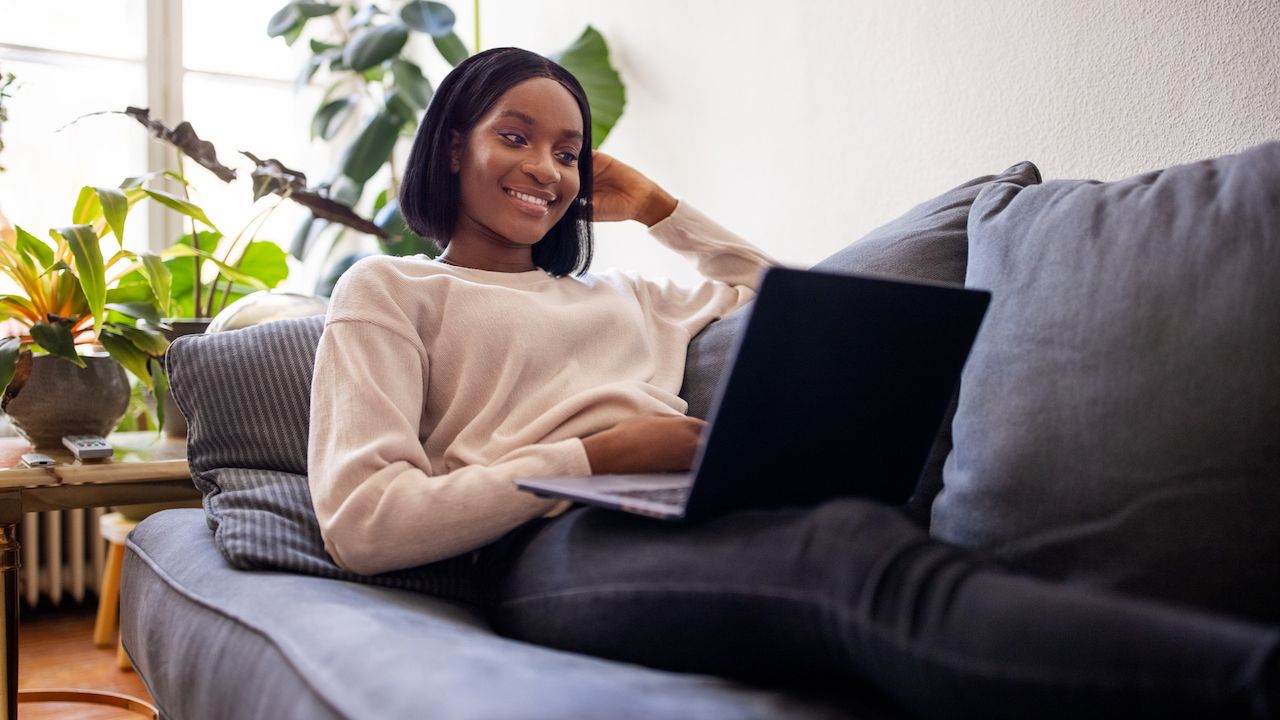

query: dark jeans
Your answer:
[478,499,1278,719]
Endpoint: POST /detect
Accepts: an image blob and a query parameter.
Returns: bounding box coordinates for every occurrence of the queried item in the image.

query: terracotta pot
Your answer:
[154,318,214,438]
[2,354,131,449]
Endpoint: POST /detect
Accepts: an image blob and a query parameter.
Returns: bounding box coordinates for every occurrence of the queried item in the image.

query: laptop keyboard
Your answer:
[610,486,692,506]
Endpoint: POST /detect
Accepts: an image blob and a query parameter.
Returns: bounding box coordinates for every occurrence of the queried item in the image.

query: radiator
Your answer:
[17,508,107,607]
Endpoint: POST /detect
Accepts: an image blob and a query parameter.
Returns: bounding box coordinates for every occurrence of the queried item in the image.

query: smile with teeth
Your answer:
[506,189,553,206]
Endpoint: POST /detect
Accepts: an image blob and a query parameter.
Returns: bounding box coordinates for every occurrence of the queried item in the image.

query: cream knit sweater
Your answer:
[308,202,777,575]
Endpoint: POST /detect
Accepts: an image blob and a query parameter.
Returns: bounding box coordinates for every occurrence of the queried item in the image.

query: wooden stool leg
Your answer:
[93,543,125,648]
[116,635,132,671]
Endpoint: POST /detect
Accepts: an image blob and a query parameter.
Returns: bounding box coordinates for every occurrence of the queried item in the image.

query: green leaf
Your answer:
[268,2,337,38]
[94,186,130,241]
[290,214,316,260]
[139,252,171,318]
[400,1,455,37]
[310,39,339,53]
[374,199,439,257]
[0,337,21,393]
[372,189,389,214]
[361,65,385,83]
[142,189,220,233]
[30,321,85,367]
[15,226,54,270]
[57,224,106,337]
[105,302,162,327]
[234,241,289,289]
[115,324,170,355]
[433,31,469,67]
[119,169,187,191]
[551,26,626,149]
[298,54,325,88]
[329,174,364,206]
[161,245,269,292]
[0,294,38,316]
[384,90,418,126]
[268,3,303,37]
[296,2,340,20]
[347,3,383,29]
[390,59,433,109]
[151,357,167,429]
[98,330,154,390]
[339,109,405,183]
[72,186,102,226]
[105,284,153,304]
[343,22,409,72]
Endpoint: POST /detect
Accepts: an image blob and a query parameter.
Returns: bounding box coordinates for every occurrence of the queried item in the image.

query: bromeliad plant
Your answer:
[0,179,278,402]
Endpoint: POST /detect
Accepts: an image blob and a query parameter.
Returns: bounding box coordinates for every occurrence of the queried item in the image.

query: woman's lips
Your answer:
[506,188,554,217]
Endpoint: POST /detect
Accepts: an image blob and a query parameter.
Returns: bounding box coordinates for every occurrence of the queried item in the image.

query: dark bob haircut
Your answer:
[400,47,594,277]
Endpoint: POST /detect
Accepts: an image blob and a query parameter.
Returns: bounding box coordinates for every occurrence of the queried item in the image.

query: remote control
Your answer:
[20,453,55,468]
[61,435,114,460]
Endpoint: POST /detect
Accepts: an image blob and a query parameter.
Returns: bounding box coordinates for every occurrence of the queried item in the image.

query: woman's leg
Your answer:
[479,499,1278,720]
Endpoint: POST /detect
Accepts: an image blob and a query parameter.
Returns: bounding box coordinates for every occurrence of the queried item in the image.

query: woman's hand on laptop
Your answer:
[582,414,707,475]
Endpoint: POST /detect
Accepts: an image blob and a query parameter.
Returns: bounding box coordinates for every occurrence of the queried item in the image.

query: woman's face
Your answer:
[449,77,584,253]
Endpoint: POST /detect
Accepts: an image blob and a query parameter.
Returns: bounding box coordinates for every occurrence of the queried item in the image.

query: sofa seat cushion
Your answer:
[123,509,901,720]
[933,141,1280,621]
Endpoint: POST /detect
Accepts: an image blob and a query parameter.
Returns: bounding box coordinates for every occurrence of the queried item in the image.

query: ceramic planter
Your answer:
[2,354,131,449]
[154,318,214,438]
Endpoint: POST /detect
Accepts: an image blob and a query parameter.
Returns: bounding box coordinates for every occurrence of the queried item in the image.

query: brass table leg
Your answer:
[0,490,22,720]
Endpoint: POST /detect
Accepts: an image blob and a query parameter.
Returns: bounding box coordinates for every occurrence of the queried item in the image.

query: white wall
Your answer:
[467,0,1280,285]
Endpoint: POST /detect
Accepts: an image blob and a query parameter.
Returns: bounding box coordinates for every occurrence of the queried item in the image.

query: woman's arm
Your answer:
[592,150,779,290]
[309,319,590,575]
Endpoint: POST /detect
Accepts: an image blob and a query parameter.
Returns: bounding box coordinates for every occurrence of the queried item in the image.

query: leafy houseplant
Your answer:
[0,183,237,443]
[267,1,626,284]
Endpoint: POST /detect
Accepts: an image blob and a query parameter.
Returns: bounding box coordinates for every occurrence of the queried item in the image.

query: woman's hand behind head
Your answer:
[592,151,678,227]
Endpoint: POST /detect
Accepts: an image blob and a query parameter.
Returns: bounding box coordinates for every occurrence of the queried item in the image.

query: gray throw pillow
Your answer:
[681,161,1043,525]
[933,141,1280,622]
[167,317,481,603]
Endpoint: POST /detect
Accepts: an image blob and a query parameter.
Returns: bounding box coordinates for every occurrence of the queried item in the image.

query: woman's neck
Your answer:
[440,227,538,273]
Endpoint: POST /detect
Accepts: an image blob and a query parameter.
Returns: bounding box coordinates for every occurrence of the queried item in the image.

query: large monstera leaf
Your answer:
[551,26,626,149]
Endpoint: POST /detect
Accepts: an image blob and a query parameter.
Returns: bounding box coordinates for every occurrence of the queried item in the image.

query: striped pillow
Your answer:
[166,316,480,603]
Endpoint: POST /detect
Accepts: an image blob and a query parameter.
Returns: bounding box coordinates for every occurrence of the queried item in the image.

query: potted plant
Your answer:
[0,183,239,446]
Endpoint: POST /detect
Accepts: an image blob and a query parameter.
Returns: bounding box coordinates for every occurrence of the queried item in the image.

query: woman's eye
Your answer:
[557,152,578,165]
[499,132,527,145]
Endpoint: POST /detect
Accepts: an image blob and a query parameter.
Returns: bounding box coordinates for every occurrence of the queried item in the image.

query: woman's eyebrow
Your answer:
[498,109,537,125]
[497,109,582,141]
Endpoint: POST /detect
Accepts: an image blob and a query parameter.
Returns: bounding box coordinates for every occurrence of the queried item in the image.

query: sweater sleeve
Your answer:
[630,200,781,335]
[648,200,779,289]
[307,319,584,576]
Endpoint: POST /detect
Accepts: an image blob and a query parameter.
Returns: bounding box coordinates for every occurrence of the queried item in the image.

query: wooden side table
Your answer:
[0,430,199,720]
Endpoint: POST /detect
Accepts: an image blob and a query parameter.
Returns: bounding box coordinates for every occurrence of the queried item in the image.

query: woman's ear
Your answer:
[448,130,464,173]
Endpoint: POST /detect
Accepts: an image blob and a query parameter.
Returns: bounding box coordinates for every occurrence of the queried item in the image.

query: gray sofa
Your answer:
[121,145,1280,719]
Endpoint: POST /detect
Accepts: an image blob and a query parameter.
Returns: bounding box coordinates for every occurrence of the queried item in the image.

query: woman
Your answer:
[309,48,1277,718]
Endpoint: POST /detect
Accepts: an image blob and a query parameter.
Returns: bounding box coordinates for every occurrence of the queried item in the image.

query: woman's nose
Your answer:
[522,151,561,185]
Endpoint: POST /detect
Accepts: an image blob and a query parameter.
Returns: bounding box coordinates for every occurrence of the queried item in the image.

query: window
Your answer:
[0,0,327,273]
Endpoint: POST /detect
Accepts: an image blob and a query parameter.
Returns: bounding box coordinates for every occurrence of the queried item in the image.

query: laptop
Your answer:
[516,266,990,521]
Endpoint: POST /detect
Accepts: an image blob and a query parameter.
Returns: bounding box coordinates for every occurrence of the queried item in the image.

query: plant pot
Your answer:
[154,318,214,438]
[2,354,131,449]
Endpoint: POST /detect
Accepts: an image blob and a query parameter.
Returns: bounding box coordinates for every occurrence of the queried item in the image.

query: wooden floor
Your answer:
[17,601,154,720]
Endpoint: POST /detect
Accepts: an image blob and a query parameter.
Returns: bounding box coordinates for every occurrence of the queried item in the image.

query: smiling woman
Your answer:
[445,77,585,271]
[399,49,597,276]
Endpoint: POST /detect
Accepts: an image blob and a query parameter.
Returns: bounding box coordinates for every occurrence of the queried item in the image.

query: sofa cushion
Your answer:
[166,316,480,603]
[682,161,1042,525]
[932,141,1280,621]
[123,509,894,720]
